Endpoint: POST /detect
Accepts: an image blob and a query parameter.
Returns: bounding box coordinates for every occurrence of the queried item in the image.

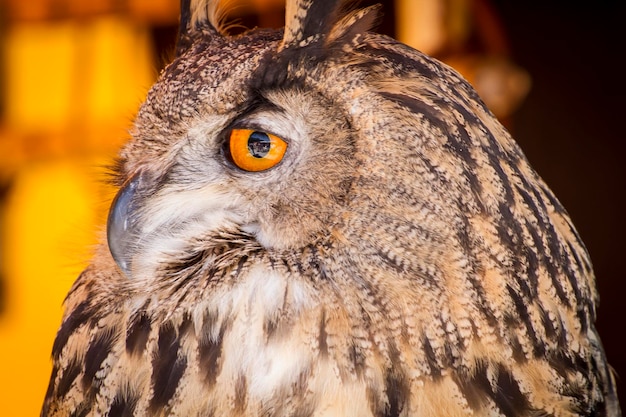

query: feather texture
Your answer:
[41,1,621,416]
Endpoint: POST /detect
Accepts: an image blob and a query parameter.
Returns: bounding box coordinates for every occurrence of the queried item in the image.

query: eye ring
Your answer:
[228,129,288,172]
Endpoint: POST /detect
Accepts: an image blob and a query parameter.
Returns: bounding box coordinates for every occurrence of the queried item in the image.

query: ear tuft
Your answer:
[282,0,343,48]
[282,0,381,50]
[177,0,225,55]
[327,4,382,45]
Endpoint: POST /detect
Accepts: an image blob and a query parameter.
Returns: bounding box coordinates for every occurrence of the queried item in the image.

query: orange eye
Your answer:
[228,129,288,172]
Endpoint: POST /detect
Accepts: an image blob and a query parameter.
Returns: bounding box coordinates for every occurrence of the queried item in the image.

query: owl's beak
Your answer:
[107,172,143,278]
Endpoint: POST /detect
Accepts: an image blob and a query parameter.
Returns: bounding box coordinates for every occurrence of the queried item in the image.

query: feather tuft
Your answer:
[282,0,343,48]
[190,0,230,34]
[327,4,382,45]
[177,0,230,54]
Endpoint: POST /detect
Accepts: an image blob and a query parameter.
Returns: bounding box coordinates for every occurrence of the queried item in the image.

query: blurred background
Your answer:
[0,0,623,414]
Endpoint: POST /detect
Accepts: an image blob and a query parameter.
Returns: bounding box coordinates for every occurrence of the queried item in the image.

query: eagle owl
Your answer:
[42,0,621,416]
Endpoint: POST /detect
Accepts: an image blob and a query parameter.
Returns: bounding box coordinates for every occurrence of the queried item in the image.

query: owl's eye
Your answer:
[228,129,288,172]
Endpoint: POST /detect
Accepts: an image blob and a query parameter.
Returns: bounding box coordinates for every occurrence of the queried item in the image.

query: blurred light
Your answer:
[0,13,156,416]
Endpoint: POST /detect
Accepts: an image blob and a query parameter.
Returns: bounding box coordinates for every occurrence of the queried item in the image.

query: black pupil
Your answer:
[248,131,271,158]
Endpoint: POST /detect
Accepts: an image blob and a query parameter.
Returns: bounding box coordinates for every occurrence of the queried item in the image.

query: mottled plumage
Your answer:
[42,0,621,416]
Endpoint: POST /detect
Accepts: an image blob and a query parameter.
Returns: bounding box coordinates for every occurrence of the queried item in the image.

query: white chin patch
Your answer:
[113,183,245,281]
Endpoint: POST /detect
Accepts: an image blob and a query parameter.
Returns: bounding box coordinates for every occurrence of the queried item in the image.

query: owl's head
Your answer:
[110,1,377,279]
[108,1,502,277]
[107,0,588,310]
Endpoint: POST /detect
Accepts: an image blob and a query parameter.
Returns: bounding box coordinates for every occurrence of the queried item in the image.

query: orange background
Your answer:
[0,12,158,417]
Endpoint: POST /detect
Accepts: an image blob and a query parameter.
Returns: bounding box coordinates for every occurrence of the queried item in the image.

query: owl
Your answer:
[41,0,621,416]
